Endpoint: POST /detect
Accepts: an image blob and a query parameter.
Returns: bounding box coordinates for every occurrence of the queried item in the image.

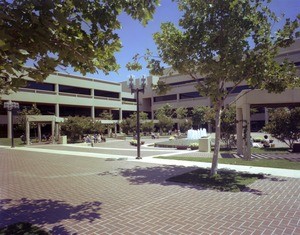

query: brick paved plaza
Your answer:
[0,145,300,235]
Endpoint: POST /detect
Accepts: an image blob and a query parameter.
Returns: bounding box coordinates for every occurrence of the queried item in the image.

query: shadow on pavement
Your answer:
[0,198,102,234]
[99,165,267,195]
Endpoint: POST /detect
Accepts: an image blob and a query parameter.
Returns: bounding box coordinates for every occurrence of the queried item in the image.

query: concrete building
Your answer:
[0,73,137,138]
[133,39,300,131]
[1,39,299,140]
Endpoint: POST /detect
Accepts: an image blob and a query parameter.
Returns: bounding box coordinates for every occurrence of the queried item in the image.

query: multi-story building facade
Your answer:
[136,38,300,131]
[1,39,299,138]
[0,73,137,138]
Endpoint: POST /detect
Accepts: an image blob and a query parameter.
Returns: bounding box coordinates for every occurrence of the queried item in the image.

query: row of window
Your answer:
[25,81,120,98]
[153,85,252,102]
[168,78,203,86]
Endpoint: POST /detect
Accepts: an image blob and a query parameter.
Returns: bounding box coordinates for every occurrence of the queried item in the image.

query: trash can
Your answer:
[199,137,211,152]
[59,135,67,144]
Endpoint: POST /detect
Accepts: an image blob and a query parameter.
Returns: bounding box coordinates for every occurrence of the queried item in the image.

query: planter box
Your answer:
[176,146,188,150]
[190,147,198,150]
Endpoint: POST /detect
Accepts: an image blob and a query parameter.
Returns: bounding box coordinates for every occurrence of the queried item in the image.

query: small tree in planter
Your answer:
[189,143,199,150]
[130,139,145,146]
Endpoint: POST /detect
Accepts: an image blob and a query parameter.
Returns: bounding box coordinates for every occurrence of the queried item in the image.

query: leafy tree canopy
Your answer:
[191,106,211,128]
[0,0,160,94]
[153,0,299,100]
[155,104,175,133]
[120,112,149,135]
[264,107,300,148]
[150,0,299,175]
[17,104,41,131]
[99,110,113,120]
[61,116,105,141]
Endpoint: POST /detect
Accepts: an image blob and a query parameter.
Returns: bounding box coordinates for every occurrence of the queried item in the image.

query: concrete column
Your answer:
[118,109,123,133]
[236,108,243,155]
[151,97,154,120]
[7,110,12,138]
[55,84,59,94]
[119,108,123,120]
[55,104,60,117]
[242,103,251,159]
[91,88,94,97]
[26,119,30,145]
[108,127,112,137]
[91,106,95,119]
[51,120,55,144]
[55,123,59,140]
[38,123,42,142]
[264,107,269,125]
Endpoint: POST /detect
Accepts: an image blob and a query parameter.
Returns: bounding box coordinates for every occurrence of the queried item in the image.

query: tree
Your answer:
[155,104,174,134]
[264,107,300,148]
[119,112,149,135]
[192,106,210,129]
[99,110,113,120]
[141,120,154,134]
[0,0,160,95]
[151,0,299,175]
[119,117,135,135]
[179,119,193,133]
[61,116,104,142]
[175,107,192,132]
[220,106,237,150]
[99,110,114,134]
[16,104,41,135]
[194,105,236,149]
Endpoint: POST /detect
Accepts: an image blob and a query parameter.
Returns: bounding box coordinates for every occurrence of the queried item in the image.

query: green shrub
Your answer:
[189,143,199,150]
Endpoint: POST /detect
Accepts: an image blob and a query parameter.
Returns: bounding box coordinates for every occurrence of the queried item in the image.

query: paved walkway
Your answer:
[1,137,299,178]
[0,140,300,234]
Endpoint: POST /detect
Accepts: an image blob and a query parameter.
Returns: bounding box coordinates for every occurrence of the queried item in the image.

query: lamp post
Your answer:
[4,101,19,148]
[128,75,146,159]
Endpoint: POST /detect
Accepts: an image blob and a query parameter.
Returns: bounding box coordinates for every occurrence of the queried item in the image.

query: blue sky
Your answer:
[67,0,300,83]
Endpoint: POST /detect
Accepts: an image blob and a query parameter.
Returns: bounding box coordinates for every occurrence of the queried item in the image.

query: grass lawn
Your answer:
[0,138,25,146]
[167,168,265,192]
[156,156,300,170]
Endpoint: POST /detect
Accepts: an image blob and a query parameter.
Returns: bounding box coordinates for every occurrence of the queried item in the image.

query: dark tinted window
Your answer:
[227,85,250,94]
[179,92,201,99]
[26,81,55,91]
[59,85,90,95]
[59,106,91,117]
[153,94,177,102]
[169,78,203,86]
[94,90,119,98]
[122,98,136,102]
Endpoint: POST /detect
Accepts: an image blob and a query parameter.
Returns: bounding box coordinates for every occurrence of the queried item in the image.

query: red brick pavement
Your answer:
[0,148,299,234]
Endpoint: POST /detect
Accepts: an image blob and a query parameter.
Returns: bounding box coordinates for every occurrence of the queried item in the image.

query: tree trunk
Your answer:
[210,104,222,176]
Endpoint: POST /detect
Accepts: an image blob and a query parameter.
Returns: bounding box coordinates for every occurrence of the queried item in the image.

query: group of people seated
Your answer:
[251,135,272,148]
[84,134,106,146]
[20,133,53,144]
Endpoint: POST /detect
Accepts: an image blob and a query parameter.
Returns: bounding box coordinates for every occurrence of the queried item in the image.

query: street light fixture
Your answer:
[4,101,19,148]
[128,75,146,159]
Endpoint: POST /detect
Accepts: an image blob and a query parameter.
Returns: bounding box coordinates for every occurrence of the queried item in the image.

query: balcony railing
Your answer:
[19,88,56,95]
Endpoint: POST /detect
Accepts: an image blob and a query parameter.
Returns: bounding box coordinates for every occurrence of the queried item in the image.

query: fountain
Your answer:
[187,128,208,139]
